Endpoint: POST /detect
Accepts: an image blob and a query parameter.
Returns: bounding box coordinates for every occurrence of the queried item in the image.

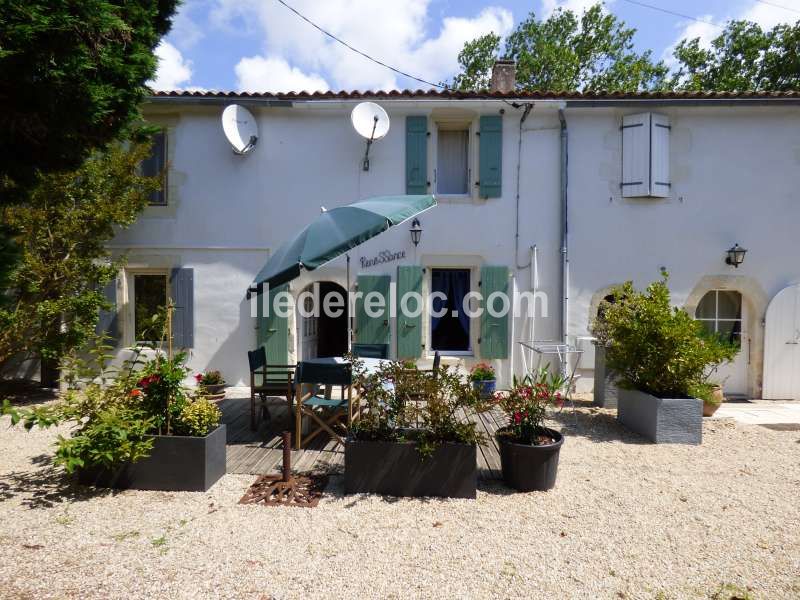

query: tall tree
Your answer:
[0,140,158,375]
[0,0,179,205]
[671,20,800,91]
[452,4,668,91]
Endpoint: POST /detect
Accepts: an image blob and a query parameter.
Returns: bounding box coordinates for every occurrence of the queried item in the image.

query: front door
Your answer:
[763,284,800,399]
[695,290,749,397]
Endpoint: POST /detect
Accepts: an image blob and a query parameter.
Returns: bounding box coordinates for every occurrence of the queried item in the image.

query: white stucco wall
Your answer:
[110,98,799,395]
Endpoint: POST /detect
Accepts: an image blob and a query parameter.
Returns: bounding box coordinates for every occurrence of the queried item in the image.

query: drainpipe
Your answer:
[559,109,569,350]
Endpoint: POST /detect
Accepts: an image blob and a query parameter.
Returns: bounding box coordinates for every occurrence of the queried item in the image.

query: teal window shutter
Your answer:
[479,116,502,198]
[479,266,509,359]
[169,268,194,348]
[406,116,428,194]
[258,283,289,364]
[396,266,423,359]
[356,274,391,346]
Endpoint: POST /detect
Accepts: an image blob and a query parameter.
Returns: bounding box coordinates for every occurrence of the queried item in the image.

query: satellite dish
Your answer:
[222,104,258,155]
[351,102,390,171]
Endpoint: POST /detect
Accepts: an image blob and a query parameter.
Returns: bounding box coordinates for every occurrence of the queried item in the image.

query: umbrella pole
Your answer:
[346,253,351,351]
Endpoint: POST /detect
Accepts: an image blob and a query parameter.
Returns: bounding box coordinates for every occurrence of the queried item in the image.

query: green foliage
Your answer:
[0,0,178,204]
[453,4,667,91]
[348,357,486,457]
[0,140,158,373]
[468,362,496,382]
[592,272,739,398]
[671,20,800,91]
[494,367,567,445]
[195,370,224,386]
[175,398,221,437]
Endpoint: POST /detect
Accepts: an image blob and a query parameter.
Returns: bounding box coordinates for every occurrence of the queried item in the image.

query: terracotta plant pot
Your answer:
[702,385,724,417]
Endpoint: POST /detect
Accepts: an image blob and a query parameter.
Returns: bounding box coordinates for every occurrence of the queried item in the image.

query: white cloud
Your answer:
[170,1,205,50]
[213,0,513,91]
[235,55,330,92]
[740,0,800,29]
[149,42,193,90]
[542,0,614,18]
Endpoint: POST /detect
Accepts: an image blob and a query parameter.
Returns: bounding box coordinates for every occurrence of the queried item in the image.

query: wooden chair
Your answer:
[247,347,296,431]
[293,361,355,449]
[351,343,389,359]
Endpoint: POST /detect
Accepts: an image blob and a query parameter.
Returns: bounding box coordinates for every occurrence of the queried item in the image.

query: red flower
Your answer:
[513,411,522,424]
[194,373,203,382]
[129,389,143,398]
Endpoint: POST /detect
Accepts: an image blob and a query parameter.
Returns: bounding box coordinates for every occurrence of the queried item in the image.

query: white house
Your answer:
[104,64,800,399]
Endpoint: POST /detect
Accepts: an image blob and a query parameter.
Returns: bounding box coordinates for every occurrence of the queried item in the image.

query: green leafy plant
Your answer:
[348,357,486,457]
[175,398,221,437]
[494,367,567,445]
[469,362,496,382]
[194,370,224,386]
[592,271,739,398]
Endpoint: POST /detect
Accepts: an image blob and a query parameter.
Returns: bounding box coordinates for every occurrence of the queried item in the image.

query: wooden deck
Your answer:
[220,393,505,480]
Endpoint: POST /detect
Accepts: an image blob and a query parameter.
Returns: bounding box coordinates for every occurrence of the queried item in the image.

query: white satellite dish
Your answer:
[221,104,258,155]
[351,102,390,171]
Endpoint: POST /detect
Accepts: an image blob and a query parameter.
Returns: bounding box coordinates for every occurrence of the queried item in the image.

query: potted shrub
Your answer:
[345,358,484,499]
[593,272,738,444]
[494,367,567,491]
[2,309,227,492]
[469,362,496,398]
[195,369,226,399]
[689,382,725,417]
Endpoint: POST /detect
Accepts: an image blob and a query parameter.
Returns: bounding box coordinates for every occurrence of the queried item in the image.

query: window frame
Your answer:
[142,129,168,206]
[126,269,171,345]
[433,120,475,200]
[695,289,743,347]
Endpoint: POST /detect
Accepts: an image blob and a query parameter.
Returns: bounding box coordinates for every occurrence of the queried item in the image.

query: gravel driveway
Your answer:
[1,406,798,599]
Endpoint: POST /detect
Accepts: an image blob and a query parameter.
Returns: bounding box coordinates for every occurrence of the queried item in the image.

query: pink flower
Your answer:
[195,373,203,382]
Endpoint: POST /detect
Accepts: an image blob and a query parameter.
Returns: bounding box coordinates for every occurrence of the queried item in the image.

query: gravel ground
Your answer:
[1,405,799,600]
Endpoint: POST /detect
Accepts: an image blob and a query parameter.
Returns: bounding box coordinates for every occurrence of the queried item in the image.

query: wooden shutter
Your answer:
[621,113,650,198]
[96,278,119,345]
[356,274,391,345]
[142,130,167,205]
[478,115,502,198]
[406,116,428,194]
[169,268,194,348]
[649,113,671,198]
[396,266,423,359]
[479,266,509,359]
[258,284,289,365]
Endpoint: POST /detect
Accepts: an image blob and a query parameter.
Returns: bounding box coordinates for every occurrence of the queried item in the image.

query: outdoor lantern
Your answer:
[725,243,747,268]
[410,218,422,247]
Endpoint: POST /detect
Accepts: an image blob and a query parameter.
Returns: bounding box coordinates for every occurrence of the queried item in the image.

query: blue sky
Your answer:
[150,0,800,92]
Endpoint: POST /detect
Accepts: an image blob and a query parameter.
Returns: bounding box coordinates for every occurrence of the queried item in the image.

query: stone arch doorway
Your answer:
[684,275,768,399]
[296,281,348,360]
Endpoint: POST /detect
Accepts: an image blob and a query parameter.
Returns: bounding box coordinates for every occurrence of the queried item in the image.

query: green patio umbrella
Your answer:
[253,194,436,289]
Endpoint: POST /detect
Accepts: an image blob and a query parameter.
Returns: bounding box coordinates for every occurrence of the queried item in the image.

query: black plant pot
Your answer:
[497,427,564,492]
[77,424,227,492]
[345,438,477,499]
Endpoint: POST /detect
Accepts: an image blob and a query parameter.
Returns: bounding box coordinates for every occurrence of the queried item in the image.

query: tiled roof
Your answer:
[148,89,800,101]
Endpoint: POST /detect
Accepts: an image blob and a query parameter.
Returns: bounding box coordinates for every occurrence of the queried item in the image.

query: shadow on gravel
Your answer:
[0,379,58,407]
[0,454,115,509]
[550,408,648,445]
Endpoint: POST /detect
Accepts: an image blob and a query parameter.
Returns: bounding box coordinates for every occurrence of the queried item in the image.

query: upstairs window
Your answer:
[621,112,670,198]
[142,130,168,205]
[436,127,469,195]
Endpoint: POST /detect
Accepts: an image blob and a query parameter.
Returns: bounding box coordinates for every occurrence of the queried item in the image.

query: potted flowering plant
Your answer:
[194,369,226,399]
[494,367,567,491]
[469,362,496,398]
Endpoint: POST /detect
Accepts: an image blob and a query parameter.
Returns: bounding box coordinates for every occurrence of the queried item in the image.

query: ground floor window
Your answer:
[133,273,168,341]
[431,268,471,353]
[695,290,742,348]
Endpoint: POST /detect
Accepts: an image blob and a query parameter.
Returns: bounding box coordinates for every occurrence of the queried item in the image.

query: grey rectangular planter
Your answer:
[593,344,618,409]
[617,389,702,444]
[78,424,227,492]
[345,438,477,499]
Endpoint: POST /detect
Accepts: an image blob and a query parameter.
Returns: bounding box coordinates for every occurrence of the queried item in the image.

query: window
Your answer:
[621,112,670,198]
[436,128,469,195]
[695,290,742,348]
[133,274,168,341]
[141,130,167,205]
[431,268,471,353]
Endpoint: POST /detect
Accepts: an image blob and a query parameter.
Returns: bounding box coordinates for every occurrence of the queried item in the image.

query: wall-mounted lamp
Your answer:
[410,218,422,247]
[725,243,747,268]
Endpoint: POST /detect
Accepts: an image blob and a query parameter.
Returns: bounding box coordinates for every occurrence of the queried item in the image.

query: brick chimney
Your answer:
[490,60,516,93]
